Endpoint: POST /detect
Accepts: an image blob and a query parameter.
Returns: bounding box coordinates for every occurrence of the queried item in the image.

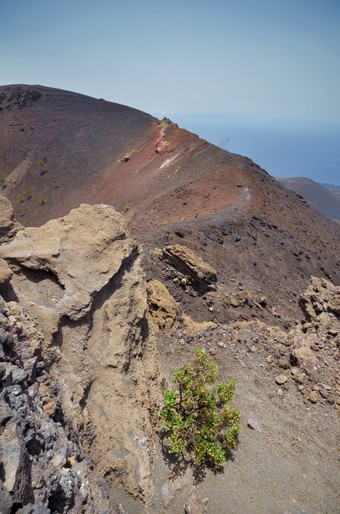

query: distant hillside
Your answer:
[276,176,340,221]
[320,182,340,198]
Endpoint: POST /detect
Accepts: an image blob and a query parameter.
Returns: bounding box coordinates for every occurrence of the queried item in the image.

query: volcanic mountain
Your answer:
[1,85,340,513]
[276,176,340,221]
[1,84,339,327]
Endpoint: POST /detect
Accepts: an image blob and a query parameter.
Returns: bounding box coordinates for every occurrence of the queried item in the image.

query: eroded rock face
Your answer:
[0,195,22,239]
[0,295,117,513]
[0,203,160,502]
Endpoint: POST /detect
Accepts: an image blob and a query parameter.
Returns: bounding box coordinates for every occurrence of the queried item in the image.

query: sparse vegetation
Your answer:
[39,195,46,205]
[17,194,25,203]
[38,160,48,174]
[122,205,130,213]
[160,348,240,467]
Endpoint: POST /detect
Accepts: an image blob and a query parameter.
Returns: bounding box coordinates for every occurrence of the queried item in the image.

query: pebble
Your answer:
[309,391,319,403]
[275,374,288,385]
[278,358,290,369]
[247,418,262,431]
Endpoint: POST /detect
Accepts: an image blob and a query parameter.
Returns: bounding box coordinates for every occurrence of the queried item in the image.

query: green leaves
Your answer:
[160,348,240,467]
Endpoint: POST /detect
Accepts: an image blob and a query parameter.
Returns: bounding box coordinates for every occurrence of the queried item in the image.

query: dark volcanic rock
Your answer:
[0,294,117,513]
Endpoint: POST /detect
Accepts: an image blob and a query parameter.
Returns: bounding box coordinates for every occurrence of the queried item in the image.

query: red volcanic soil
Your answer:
[1,84,339,326]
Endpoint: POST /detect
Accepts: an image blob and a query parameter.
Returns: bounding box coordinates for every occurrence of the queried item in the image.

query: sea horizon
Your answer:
[154,114,340,186]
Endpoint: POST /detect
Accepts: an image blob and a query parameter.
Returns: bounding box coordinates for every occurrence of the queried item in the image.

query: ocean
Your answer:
[164,115,340,186]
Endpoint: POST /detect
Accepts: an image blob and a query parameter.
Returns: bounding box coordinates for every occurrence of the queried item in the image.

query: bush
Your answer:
[160,348,240,467]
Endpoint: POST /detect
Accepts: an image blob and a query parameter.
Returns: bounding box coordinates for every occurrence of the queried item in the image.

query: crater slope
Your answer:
[0,84,339,326]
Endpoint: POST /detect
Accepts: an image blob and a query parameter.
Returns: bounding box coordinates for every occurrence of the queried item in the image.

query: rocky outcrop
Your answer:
[0,86,42,111]
[299,276,340,319]
[0,203,160,502]
[162,244,217,291]
[147,279,181,329]
[0,295,117,513]
[0,195,22,240]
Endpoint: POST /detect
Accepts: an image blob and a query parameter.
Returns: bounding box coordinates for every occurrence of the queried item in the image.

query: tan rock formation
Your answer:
[162,244,217,290]
[0,203,160,502]
[147,279,180,329]
[0,195,22,238]
[0,257,12,285]
[299,276,340,319]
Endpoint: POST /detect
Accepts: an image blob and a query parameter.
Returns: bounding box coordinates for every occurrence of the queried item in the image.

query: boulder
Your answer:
[162,244,217,290]
[147,279,180,329]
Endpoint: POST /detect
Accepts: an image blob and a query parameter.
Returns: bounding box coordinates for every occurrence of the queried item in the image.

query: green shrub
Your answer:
[39,195,46,205]
[38,160,48,174]
[160,348,240,467]
[17,194,25,203]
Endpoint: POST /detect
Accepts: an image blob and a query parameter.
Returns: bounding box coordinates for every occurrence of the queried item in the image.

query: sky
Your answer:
[1,0,340,122]
[1,0,340,182]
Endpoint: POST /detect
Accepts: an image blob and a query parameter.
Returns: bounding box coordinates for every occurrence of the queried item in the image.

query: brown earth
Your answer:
[276,176,340,221]
[0,84,339,328]
[0,85,339,513]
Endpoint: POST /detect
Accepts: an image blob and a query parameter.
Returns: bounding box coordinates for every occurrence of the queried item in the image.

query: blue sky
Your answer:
[1,0,340,122]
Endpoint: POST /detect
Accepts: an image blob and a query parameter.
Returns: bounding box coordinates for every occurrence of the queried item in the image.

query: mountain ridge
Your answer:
[276,175,340,220]
[0,84,339,327]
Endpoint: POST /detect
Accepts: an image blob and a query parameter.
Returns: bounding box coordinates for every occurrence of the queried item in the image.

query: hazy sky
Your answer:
[1,0,340,122]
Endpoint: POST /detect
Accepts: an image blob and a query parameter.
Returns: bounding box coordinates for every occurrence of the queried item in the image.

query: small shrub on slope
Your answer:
[160,348,240,467]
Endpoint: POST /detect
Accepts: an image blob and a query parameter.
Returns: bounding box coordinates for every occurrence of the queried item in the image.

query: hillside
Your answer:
[0,84,339,513]
[0,85,339,326]
[276,176,340,221]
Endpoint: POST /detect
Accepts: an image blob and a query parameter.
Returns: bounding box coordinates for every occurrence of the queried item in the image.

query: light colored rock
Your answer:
[162,244,217,289]
[0,204,160,502]
[275,374,288,385]
[247,418,262,431]
[0,204,136,321]
[0,421,29,499]
[328,290,340,316]
[309,391,319,403]
[147,279,180,329]
[0,257,12,285]
[299,276,340,319]
[0,195,22,238]
[294,346,317,367]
